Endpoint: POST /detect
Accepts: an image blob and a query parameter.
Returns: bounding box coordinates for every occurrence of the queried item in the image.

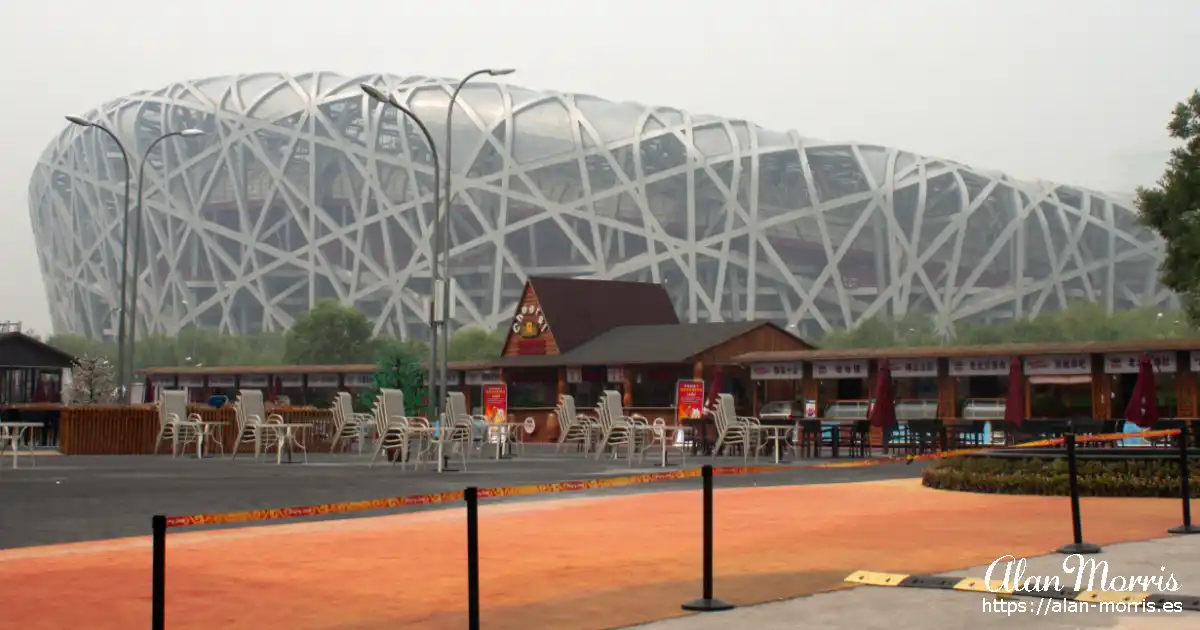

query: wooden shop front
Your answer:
[488,276,813,442]
[735,338,1200,422]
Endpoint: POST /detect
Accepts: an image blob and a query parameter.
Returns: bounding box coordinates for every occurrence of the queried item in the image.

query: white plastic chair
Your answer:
[712,394,762,461]
[231,390,284,461]
[153,390,201,457]
[555,394,600,454]
[329,392,372,453]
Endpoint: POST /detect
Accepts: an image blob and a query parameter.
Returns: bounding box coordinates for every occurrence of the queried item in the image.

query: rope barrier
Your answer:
[162,427,1182,529]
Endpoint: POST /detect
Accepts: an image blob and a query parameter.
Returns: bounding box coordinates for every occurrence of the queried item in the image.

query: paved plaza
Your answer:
[626,536,1200,629]
[0,445,920,549]
[0,470,1187,630]
[3,447,1193,629]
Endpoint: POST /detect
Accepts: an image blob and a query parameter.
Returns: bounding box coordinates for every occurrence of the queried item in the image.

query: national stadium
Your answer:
[28,72,1171,341]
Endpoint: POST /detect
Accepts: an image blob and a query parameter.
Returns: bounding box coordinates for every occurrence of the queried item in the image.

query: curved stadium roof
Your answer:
[29,72,1171,339]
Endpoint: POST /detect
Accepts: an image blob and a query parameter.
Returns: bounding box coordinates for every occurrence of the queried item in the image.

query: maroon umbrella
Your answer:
[269,376,282,403]
[868,359,897,431]
[143,376,156,403]
[1124,353,1160,428]
[1004,357,1025,428]
[705,365,724,413]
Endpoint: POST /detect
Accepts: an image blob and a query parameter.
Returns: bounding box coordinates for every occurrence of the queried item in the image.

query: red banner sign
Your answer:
[676,379,705,422]
[483,384,508,423]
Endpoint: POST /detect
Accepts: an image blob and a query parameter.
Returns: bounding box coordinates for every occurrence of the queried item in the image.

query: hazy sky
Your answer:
[1,0,1197,335]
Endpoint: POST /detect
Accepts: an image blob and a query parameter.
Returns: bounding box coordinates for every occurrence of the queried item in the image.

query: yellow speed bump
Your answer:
[1075,591,1151,603]
[953,577,1013,596]
[844,570,910,587]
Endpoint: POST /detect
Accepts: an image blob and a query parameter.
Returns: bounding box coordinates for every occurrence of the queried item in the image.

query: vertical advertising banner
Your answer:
[676,379,706,422]
[804,399,817,418]
[483,384,508,424]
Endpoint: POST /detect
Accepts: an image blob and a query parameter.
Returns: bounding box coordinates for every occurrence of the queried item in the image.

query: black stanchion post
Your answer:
[1168,422,1200,534]
[1057,434,1101,554]
[682,465,735,612]
[151,514,166,630]
[465,487,481,630]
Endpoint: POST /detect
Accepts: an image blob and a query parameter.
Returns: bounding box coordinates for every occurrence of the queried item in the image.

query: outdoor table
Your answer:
[195,421,229,459]
[646,424,693,467]
[272,423,312,465]
[682,415,716,455]
[488,422,526,460]
[757,425,791,464]
[0,422,43,469]
[822,419,861,458]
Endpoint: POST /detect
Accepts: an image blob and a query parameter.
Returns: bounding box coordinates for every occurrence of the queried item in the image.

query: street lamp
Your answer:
[66,115,133,400]
[126,129,205,399]
[439,68,514,419]
[360,83,442,425]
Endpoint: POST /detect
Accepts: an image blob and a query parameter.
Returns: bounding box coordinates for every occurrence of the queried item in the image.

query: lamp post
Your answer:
[126,129,205,400]
[360,83,442,426]
[66,115,133,400]
[440,68,514,416]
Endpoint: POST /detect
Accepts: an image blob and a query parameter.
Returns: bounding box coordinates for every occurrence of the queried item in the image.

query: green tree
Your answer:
[446,326,506,361]
[375,336,430,363]
[815,303,1199,349]
[359,344,428,416]
[46,334,113,359]
[284,300,376,364]
[1137,89,1200,324]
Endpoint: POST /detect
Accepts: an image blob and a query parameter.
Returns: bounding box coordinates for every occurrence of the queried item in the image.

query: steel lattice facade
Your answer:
[29,72,1171,340]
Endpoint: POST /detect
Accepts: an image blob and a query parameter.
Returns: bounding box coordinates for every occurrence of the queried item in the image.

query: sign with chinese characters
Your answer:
[178,374,205,388]
[207,375,235,388]
[749,362,803,381]
[1024,355,1091,376]
[1104,352,1177,374]
[566,367,583,383]
[483,384,508,423]
[890,359,937,378]
[465,370,502,386]
[239,375,269,388]
[949,357,1011,377]
[606,367,624,383]
[306,374,339,388]
[279,374,303,388]
[812,360,867,380]
[343,374,374,387]
[676,380,705,422]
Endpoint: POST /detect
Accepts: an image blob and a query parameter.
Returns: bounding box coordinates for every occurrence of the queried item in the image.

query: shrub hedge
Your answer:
[921,455,1200,497]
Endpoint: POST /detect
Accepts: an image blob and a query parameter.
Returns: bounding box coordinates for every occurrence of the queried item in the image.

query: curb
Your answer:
[844,570,1200,612]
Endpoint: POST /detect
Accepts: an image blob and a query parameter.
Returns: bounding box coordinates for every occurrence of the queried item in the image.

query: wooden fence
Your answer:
[58,404,336,455]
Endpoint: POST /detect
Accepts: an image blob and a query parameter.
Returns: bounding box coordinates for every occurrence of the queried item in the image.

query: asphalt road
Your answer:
[0,446,924,549]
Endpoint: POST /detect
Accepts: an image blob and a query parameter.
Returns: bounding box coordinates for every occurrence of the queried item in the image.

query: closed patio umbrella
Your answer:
[868,359,896,431]
[143,376,156,403]
[269,376,282,403]
[1124,353,1160,429]
[704,365,723,413]
[1004,357,1025,428]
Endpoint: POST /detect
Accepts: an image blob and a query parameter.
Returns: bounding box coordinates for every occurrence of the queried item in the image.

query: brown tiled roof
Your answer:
[0,332,76,368]
[733,338,1200,363]
[136,360,491,376]
[526,276,679,353]
[495,321,787,367]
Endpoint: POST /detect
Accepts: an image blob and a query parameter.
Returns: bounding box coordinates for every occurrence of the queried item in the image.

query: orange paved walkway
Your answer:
[0,479,1183,630]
